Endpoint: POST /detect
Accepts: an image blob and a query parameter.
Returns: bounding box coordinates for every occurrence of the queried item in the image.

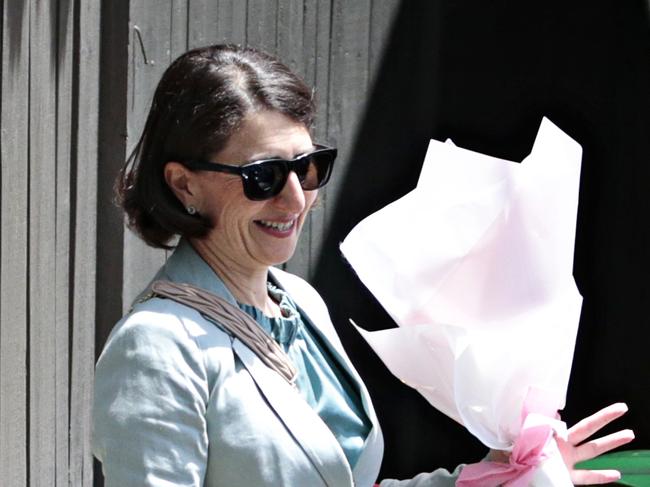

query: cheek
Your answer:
[200,197,227,228]
[197,178,249,224]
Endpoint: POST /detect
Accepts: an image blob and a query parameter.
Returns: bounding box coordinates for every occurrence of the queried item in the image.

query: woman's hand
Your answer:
[557,402,635,485]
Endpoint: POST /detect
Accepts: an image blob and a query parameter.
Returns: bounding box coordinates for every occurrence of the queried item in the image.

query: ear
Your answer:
[164,161,198,208]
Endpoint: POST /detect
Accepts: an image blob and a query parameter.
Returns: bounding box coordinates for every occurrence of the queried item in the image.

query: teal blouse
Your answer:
[238,282,371,469]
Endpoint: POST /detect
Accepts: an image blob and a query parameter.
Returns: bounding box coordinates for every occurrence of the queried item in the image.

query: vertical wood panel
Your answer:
[368,0,400,76]
[277,0,310,276]
[170,0,188,59]
[55,0,74,484]
[247,0,278,53]
[96,0,129,355]
[69,0,101,484]
[167,0,189,265]
[0,0,29,484]
[304,0,332,276]
[123,2,173,309]
[216,0,247,46]
[317,1,398,278]
[311,0,398,279]
[326,0,372,234]
[300,0,320,97]
[188,0,248,48]
[276,0,304,74]
[317,0,373,280]
[187,0,219,48]
[28,0,58,484]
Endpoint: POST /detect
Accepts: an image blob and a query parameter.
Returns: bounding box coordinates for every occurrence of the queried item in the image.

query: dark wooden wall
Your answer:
[1,0,99,485]
[314,0,650,480]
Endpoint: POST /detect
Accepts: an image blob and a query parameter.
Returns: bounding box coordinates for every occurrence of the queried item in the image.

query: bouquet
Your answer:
[341,118,583,486]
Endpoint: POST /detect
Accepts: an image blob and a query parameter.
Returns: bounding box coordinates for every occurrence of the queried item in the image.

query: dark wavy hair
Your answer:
[117,44,315,249]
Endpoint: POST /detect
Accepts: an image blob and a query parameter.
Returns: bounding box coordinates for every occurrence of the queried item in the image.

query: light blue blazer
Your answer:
[93,241,460,487]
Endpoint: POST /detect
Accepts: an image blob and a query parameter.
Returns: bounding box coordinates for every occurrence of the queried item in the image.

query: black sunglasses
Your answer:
[182,144,337,201]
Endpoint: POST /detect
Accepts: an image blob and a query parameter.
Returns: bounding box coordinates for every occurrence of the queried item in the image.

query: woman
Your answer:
[93,45,633,486]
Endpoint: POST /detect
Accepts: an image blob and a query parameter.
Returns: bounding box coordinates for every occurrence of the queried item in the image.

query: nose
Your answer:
[274,171,307,212]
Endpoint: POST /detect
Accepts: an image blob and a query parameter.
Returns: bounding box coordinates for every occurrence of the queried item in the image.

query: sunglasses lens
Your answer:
[298,151,335,190]
[245,162,288,200]
[294,157,316,188]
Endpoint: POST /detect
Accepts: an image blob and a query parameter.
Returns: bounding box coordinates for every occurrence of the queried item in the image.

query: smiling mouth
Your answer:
[255,219,296,232]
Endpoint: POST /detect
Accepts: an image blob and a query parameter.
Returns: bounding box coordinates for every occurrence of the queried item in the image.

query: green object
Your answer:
[576,450,650,487]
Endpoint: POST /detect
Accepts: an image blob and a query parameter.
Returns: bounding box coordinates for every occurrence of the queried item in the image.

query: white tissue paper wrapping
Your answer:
[340,118,583,486]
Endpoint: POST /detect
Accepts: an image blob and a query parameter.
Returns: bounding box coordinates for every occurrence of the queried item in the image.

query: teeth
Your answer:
[258,220,294,231]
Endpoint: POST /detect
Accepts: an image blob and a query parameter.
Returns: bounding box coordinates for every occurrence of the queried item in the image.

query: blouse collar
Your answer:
[238,282,302,347]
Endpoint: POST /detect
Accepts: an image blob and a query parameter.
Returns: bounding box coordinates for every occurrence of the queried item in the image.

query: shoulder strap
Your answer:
[150,280,298,387]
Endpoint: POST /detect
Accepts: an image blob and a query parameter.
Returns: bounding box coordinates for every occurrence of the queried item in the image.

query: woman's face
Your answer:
[189,110,318,271]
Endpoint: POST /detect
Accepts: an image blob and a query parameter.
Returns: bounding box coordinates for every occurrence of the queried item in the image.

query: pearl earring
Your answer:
[186,205,197,215]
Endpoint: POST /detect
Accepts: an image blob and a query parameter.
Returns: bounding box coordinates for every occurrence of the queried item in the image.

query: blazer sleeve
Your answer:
[378,465,462,486]
[93,305,210,487]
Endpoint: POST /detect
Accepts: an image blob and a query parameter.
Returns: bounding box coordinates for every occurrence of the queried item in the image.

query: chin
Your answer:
[265,248,297,267]
[269,255,295,267]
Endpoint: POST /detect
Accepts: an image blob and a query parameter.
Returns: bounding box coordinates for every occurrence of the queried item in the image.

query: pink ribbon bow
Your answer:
[456,417,555,487]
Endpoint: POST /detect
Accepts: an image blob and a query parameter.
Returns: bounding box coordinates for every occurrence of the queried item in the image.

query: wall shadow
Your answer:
[314,0,650,479]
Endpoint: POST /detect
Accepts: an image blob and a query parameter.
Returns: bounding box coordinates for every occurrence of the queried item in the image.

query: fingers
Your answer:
[571,469,621,485]
[573,429,635,463]
[560,403,633,485]
[568,402,628,445]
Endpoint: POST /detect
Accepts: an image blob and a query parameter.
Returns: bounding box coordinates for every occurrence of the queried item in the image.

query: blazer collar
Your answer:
[151,239,239,306]
[269,269,384,486]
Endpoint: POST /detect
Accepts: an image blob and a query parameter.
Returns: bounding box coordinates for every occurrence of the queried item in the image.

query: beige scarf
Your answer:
[149,280,298,386]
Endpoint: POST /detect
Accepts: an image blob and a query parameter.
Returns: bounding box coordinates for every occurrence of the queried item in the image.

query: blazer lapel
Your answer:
[232,339,354,487]
[268,268,384,485]
[294,303,385,482]
[268,268,380,427]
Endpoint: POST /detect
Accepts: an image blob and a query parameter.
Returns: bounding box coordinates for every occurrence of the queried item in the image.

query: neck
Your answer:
[189,238,280,317]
